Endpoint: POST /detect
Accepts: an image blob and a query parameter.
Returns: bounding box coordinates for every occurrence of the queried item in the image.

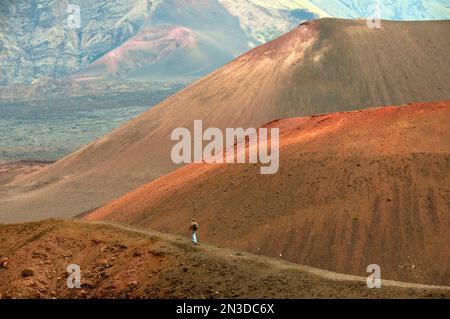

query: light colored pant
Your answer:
[192,232,197,244]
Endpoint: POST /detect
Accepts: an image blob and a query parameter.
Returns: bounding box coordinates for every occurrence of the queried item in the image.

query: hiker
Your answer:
[190,219,199,245]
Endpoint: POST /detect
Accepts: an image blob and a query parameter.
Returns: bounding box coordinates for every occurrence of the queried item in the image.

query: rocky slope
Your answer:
[0,19,449,221]
[85,100,450,286]
[0,219,449,298]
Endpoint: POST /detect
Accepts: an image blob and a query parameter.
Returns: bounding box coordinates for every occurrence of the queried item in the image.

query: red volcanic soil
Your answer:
[1,19,449,221]
[1,219,449,299]
[86,100,450,286]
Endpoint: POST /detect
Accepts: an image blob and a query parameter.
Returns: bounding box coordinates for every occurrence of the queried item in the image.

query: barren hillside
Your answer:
[1,219,449,299]
[1,19,449,221]
[86,101,450,286]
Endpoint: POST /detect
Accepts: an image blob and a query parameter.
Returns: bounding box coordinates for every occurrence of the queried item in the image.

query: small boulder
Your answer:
[127,281,138,289]
[21,268,34,277]
[91,239,101,245]
[0,258,9,269]
[100,259,112,268]
[78,289,88,298]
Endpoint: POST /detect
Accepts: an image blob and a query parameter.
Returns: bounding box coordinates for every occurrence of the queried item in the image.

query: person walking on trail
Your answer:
[190,219,199,245]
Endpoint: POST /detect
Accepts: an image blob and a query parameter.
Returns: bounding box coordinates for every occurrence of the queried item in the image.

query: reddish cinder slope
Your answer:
[86,101,450,286]
[2,220,449,299]
[1,19,450,221]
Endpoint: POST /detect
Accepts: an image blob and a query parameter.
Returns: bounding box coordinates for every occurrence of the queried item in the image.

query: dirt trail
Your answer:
[99,221,450,291]
[0,219,449,299]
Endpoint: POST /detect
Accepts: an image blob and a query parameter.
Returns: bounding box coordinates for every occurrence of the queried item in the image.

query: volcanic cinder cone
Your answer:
[1,18,449,221]
[86,100,450,286]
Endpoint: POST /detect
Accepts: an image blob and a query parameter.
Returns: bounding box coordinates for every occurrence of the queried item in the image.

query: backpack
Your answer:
[192,222,199,231]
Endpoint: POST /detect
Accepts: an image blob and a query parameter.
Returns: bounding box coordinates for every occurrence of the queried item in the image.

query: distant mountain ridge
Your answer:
[1,0,449,85]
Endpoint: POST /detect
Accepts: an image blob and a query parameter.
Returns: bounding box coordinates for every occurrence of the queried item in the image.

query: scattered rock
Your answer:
[91,239,101,245]
[78,290,88,298]
[127,281,138,289]
[81,281,96,289]
[117,244,128,250]
[104,283,117,290]
[32,252,47,259]
[149,249,165,257]
[0,258,9,269]
[21,269,35,277]
[38,286,48,293]
[100,259,112,268]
